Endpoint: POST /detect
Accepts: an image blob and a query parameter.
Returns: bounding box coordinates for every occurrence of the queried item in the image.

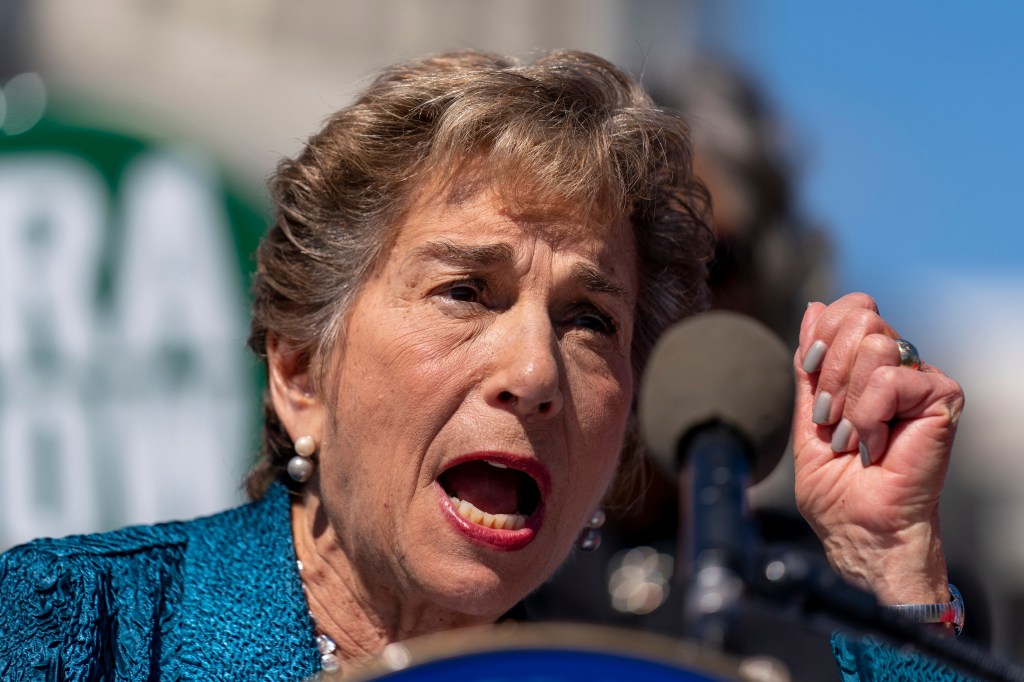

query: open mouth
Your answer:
[438,458,543,531]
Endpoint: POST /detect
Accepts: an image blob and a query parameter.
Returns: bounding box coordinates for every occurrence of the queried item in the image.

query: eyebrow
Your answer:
[408,239,517,269]
[409,239,630,301]
[407,240,516,266]
[570,262,629,302]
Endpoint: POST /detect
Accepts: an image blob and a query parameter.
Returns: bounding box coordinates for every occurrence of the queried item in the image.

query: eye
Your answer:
[439,279,485,303]
[569,305,617,336]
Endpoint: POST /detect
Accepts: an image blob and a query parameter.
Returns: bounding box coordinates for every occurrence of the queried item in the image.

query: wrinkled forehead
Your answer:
[414,163,631,248]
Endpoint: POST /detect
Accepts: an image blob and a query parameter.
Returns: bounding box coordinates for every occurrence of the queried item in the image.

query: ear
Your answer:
[267,334,326,445]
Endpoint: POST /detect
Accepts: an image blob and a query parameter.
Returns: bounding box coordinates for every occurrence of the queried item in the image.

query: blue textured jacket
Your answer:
[0,481,969,681]
[0,482,319,680]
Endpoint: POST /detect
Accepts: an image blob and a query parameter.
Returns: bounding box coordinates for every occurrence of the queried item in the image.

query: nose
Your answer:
[483,310,564,419]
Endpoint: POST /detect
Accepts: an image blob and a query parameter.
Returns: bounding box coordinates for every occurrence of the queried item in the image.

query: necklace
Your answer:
[297,560,341,673]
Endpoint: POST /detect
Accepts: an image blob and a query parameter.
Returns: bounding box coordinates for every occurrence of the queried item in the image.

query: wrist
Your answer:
[820,518,948,605]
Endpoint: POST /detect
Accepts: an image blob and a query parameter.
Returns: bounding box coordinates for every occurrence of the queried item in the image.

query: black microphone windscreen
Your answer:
[640,310,795,483]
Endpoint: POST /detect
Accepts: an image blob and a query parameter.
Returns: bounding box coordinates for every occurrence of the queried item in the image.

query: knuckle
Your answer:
[848,307,878,328]
[947,380,966,418]
[843,292,879,312]
[869,365,902,392]
[862,333,897,362]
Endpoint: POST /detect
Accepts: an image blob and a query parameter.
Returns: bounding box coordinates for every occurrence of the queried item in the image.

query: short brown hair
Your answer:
[246,49,712,500]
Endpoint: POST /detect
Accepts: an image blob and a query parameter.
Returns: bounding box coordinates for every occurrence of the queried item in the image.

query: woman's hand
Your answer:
[793,293,964,606]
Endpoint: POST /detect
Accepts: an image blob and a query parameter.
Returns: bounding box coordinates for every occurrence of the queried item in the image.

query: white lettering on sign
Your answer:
[0,150,253,548]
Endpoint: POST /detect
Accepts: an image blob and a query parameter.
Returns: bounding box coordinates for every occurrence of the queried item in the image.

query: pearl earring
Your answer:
[577,509,606,551]
[287,435,317,483]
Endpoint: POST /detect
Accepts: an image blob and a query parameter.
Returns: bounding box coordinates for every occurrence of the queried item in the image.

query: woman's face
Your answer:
[313,182,637,619]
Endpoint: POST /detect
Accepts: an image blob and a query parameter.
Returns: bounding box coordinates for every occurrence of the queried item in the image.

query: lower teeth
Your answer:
[450,496,526,530]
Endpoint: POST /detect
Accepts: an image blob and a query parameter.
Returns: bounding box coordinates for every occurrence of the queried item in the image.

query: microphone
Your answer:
[638,313,1024,680]
[639,310,795,644]
[639,310,794,485]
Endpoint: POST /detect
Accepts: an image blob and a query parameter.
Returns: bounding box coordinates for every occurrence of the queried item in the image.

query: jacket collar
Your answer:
[173,481,320,678]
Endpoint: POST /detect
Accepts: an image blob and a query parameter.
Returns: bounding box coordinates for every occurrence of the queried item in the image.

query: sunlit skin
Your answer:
[266,174,967,658]
[268,179,638,661]
[793,294,964,614]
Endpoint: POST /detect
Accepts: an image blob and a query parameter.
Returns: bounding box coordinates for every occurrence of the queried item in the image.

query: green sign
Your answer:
[1,111,267,549]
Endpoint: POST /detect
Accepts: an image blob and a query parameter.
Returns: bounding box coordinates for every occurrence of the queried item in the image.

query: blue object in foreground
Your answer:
[370,648,731,681]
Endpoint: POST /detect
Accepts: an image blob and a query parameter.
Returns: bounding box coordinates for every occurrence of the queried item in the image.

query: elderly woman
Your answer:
[0,50,964,680]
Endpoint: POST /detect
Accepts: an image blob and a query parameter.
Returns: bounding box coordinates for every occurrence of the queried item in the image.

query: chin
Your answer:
[410,547,557,620]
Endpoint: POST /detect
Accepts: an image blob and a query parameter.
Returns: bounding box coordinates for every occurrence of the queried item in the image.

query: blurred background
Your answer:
[2,0,1022,657]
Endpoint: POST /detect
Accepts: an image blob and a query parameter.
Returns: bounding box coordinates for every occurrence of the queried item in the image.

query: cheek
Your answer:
[338,310,481,436]
[568,349,633,434]
[565,355,633,486]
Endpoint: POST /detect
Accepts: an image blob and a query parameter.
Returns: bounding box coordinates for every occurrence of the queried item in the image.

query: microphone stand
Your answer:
[747,547,1024,682]
[679,426,1024,681]
[679,424,753,648]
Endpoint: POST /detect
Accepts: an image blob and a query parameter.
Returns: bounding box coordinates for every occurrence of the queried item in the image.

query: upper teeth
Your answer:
[450,496,526,530]
[485,460,508,469]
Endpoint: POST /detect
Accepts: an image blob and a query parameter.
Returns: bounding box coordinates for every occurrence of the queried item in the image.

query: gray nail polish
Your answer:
[831,418,853,453]
[859,442,871,467]
[812,391,832,425]
[802,340,827,373]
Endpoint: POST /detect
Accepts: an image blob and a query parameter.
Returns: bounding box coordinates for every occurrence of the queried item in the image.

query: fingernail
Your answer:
[802,340,827,373]
[812,391,832,425]
[859,442,871,467]
[831,418,854,453]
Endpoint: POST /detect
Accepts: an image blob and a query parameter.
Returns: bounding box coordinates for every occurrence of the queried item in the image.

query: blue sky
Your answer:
[712,9,1024,644]
[716,3,1024,307]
